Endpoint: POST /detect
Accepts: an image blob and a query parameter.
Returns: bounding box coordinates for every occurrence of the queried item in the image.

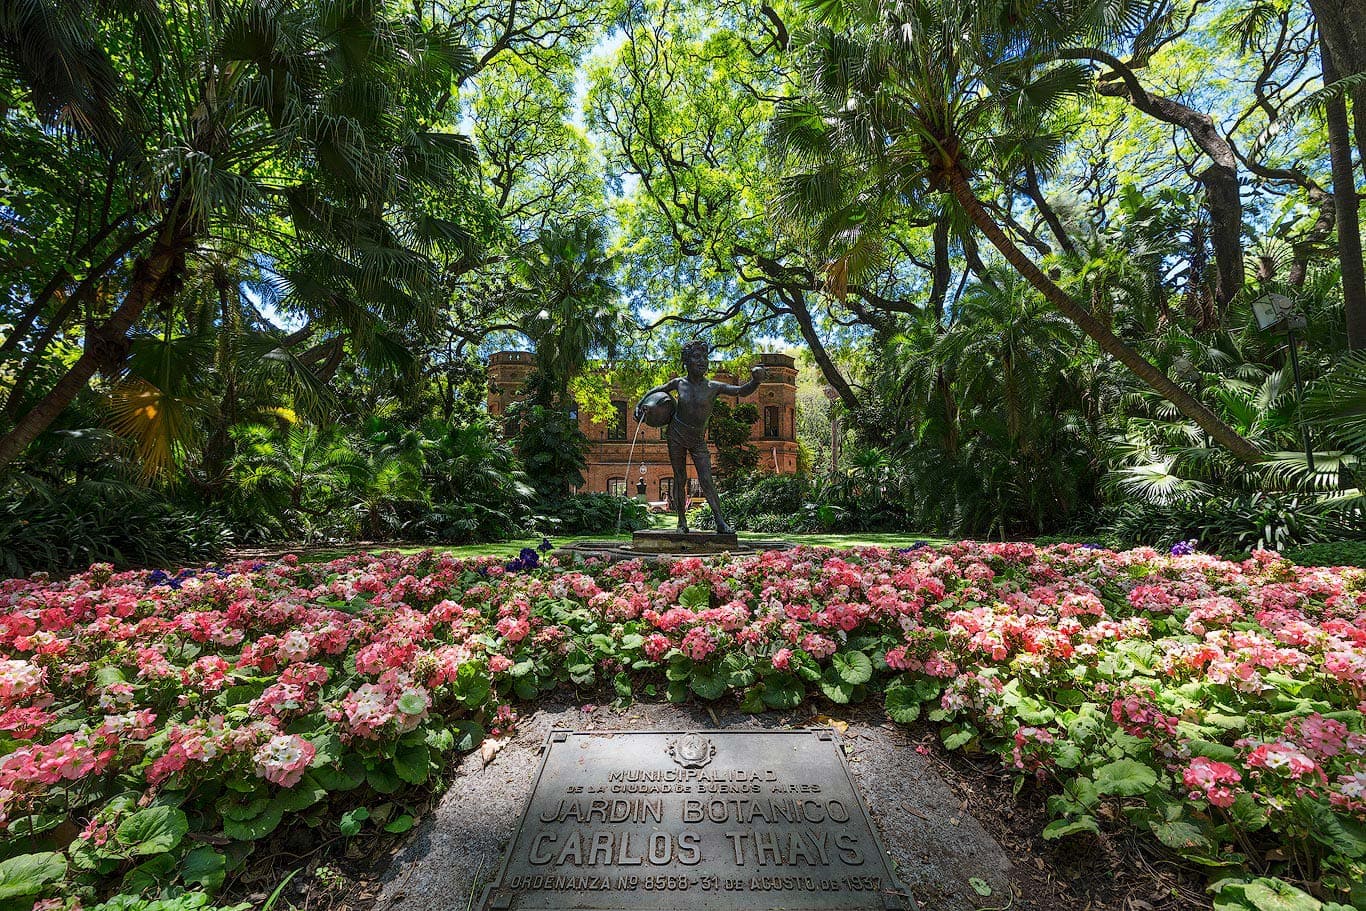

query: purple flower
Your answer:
[1170,539,1198,557]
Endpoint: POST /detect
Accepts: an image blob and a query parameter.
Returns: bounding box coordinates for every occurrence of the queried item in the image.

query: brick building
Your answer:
[486,351,800,503]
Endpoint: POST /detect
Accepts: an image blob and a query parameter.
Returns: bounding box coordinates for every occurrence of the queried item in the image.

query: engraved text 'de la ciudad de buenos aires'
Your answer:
[480,729,916,911]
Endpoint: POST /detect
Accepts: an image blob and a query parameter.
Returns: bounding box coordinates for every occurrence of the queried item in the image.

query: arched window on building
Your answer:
[763,405,780,439]
[607,477,627,497]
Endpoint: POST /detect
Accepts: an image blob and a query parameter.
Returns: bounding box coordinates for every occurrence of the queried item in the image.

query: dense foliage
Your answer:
[2,543,1365,910]
[584,0,1366,545]
[1284,542,1366,569]
[4,0,1366,556]
[0,0,634,562]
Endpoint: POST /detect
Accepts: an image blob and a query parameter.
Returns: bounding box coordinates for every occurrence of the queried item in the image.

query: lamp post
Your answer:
[1252,293,1314,473]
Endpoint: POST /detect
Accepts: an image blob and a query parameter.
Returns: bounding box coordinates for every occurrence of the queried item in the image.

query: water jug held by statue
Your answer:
[637,391,676,427]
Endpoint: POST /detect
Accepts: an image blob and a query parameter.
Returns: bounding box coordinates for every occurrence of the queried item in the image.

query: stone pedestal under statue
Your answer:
[557,528,788,562]
[631,529,738,553]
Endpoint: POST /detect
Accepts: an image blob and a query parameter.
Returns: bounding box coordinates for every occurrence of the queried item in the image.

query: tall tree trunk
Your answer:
[947,168,1264,463]
[2,227,156,419]
[1309,0,1366,183]
[936,367,958,456]
[1097,86,1244,307]
[1318,41,1366,349]
[1288,185,1336,288]
[928,213,952,318]
[0,224,185,469]
[200,276,239,492]
[0,216,131,358]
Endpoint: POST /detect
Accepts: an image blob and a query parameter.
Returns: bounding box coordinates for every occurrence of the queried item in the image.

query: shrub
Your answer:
[535,493,649,535]
[697,474,856,533]
[0,486,229,577]
[1095,493,1363,558]
[722,473,813,517]
[1283,541,1366,568]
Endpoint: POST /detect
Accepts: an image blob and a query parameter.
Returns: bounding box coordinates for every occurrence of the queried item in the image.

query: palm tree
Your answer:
[512,216,626,404]
[0,0,478,468]
[228,422,367,539]
[934,269,1078,445]
[423,420,533,506]
[770,0,1264,462]
[882,271,1098,536]
[420,419,535,537]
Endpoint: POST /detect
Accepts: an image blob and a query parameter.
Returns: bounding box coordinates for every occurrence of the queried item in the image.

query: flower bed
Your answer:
[1,543,1364,911]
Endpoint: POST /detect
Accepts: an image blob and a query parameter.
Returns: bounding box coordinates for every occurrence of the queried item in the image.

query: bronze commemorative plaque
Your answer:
[480,729,916,911]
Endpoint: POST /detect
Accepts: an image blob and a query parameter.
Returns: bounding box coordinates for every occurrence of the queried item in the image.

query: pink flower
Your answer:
[884,646,918,671]
[1288,713,1348,758]
[642,634,671,661]
[680,628,717,662]
[1012,725,1055,772]
[495,616,530,642]
[771,648,792,671]
[341,683,394,739]
[1183,756,1242,808]
[1243,741,1320,779]
[923,654,958,678]
[1110,692,1178,738]
[254,734,316,788]
[801,633,836,659]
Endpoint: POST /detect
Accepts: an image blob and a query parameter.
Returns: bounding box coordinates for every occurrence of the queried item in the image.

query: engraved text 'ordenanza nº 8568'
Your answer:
[480,729,916,911]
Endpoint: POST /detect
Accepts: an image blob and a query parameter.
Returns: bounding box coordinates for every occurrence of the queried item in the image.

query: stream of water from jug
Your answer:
[614,420,645,535]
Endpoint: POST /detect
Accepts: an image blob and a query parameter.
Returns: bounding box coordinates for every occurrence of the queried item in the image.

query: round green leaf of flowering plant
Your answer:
[832,650,873,685]
[116,807,188,856]
[0,852,66,901]
[1092,759,1157,797]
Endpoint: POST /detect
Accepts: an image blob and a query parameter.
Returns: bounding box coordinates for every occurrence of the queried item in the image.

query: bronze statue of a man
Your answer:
[635,341,765,534]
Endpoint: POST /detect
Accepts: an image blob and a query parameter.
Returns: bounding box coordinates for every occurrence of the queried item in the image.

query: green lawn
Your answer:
[272,530,954,564]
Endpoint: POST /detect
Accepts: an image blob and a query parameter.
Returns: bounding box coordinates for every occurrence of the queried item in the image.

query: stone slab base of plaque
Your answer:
[479,728,916,911]
[374,701,1014,911]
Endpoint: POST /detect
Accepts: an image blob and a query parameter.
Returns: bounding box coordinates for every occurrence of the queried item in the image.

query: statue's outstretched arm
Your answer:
[713,366,765,398]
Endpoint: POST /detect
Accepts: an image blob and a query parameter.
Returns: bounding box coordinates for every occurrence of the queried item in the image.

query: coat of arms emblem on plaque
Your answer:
[666,732,716,768]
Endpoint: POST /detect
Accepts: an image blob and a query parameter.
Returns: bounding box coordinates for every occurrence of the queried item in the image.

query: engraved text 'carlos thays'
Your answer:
[480,729,916,911]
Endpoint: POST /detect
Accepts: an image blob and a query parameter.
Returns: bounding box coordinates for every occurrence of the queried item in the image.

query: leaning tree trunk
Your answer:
[946,168,1265,464]
[1071,49,1245,313]
[1318,40,1366,350]
[0,225,185,469]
